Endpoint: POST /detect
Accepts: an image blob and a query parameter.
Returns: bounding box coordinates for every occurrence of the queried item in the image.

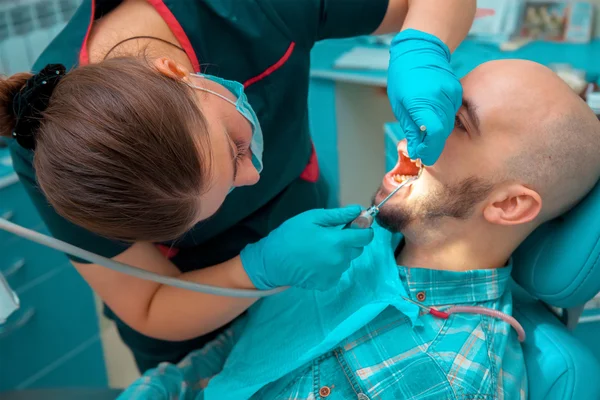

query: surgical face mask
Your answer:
[187,73,264,194]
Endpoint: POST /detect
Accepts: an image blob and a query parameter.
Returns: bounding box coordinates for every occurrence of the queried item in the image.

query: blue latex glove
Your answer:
[240,205,374,291]
[387,29,463,165]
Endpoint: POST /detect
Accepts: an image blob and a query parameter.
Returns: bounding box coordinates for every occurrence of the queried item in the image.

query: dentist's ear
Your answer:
[483,184,542,226]
[154,57,189,81]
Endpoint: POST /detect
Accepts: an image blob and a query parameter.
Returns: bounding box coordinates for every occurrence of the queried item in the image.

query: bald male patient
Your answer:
[120,60,600,399]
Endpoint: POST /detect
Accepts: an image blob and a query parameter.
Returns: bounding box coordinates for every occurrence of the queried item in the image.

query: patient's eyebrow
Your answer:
[462,98,481,134]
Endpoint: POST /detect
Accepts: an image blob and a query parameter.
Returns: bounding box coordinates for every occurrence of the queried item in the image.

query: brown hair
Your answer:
[0,57,212,242]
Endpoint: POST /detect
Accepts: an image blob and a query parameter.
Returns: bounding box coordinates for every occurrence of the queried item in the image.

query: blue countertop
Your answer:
[310,37,600,86]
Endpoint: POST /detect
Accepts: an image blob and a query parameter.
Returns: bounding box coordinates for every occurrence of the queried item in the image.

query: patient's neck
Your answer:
[397,224,525,272]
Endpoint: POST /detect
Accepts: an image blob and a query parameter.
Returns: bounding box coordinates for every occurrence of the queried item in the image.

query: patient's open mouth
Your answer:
[386,150,422,186]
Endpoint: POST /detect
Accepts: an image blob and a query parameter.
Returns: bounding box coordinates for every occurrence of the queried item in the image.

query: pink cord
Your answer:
[400,296,526,343]
[446,306,526,342]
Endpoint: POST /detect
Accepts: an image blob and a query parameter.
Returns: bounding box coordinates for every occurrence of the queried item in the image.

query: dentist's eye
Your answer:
[234,141,249,166]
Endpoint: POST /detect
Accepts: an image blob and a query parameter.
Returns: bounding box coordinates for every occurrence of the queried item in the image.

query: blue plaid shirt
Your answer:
[250,264,528,399]
[121,263,527,399]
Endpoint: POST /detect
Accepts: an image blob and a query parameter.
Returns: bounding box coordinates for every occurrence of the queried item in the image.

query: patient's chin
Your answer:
[372,190,412,233]
[375,207,412,233]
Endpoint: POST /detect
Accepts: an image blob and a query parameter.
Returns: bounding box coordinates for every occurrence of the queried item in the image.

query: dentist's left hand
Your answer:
[387,29,463,166]
[240,205,374,291]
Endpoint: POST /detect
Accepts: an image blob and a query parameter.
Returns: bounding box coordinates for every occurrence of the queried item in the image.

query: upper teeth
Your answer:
[400,151,421,167]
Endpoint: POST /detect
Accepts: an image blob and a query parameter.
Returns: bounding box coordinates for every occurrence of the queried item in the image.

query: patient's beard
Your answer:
[374,176,494,233]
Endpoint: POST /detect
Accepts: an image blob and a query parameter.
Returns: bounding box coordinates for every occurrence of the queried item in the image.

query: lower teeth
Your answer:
[393,174,412,183]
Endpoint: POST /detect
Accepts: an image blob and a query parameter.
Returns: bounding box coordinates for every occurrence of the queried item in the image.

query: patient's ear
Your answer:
[483,184,542,226]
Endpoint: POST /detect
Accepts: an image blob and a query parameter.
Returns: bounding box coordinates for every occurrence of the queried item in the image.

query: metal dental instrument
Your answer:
[344,162,423,230]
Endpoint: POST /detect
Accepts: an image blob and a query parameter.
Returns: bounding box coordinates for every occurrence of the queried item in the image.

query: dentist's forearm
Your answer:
[73,242,258,342]
[142,256,257,340]
[402,0,476,51]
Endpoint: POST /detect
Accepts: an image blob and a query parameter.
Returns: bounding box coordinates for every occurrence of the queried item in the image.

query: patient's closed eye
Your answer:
[454,116,466,130]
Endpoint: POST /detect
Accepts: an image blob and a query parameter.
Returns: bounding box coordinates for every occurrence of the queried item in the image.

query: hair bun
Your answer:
[11,64,66,150]
[0,72,33,140]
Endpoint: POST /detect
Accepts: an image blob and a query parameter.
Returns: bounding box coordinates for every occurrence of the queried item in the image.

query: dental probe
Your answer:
[343,163,423,230]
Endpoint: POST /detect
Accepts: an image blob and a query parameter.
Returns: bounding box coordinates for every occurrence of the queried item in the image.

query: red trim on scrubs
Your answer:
[300,145,319,183]
[79,0,201,72]
[78,0,96,65]
[241,41,318,182]
[157,244,179,259]
[243,42,296,88]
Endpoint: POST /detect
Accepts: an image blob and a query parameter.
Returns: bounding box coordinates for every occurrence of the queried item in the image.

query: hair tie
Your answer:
[12,64,66,150]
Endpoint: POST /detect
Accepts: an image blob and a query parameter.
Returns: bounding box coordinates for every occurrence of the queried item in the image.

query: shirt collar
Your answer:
[398,259,513,306]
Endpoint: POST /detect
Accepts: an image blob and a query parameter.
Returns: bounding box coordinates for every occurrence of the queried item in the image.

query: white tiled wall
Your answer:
[0,0,79,75]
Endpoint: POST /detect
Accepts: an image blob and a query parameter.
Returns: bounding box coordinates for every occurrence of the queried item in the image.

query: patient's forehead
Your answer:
[460,60,568,136]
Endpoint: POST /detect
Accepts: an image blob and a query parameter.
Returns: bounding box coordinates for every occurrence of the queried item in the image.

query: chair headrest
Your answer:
[512,180,600,308]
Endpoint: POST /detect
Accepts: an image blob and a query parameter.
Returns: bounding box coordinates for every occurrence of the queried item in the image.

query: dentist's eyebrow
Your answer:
[462,97,481,135]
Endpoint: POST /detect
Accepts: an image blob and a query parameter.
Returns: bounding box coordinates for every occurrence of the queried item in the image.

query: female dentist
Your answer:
[0,0,474,372]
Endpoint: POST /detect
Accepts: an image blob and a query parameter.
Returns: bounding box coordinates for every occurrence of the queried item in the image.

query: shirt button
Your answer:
[319,386,331,397]
[416,291,426,302]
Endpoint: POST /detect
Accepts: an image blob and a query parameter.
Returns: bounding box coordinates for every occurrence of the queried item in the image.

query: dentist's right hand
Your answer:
[240,205,374,291]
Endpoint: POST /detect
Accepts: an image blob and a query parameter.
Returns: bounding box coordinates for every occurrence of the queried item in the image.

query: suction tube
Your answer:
[0,218,285,298]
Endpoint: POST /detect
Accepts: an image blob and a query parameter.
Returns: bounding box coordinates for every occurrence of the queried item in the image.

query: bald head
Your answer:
[375,59,600,247]
[465,60,600,221]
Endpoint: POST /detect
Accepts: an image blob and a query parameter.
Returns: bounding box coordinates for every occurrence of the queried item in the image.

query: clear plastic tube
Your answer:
[0,218,286,298]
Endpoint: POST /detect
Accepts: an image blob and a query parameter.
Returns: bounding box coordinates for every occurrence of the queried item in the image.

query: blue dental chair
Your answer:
[511,178,600,399]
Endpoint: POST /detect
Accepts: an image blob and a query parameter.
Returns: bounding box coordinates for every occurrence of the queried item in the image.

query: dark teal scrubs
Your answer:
[8,0,389,372]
